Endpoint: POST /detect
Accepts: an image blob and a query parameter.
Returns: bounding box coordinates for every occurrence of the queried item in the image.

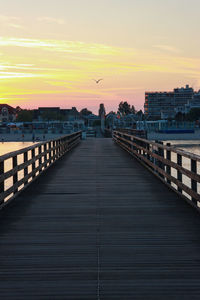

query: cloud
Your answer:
[0,15,20,22]
[0,72,44,79]
[0,37,122,56]
[8,23,24,29]
[37,17,66,25]
[153,44,181,53]
[0,15,24,30]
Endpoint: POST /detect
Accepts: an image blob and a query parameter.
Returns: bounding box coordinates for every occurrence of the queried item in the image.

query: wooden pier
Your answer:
[1,137,200,299]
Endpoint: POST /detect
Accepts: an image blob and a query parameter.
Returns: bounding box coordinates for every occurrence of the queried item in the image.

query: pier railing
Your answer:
[0,131,82,206]
[113,130,200,210]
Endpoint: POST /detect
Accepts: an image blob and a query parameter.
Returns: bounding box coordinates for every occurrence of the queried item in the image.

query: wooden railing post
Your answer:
[55,140,59,159]
[24,151,28,185]
[191,159,197,204]
[48,141,52,163]
[66,136,69,152]
[58,139,61,157]
[158,141,164,178]
[13,155,18,194]
[44,143,47,168]
[53,141,56,161]
[0,161,4,202]
[61,139,64,155]
[38,145,42,173]
[31,148,36,179]
[166,143,171,184]
[177,154,182,193]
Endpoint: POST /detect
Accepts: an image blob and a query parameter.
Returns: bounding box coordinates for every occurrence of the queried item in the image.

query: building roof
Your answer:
[0,104,15,113]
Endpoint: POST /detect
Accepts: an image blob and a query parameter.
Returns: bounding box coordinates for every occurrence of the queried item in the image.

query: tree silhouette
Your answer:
[118,101,135,115]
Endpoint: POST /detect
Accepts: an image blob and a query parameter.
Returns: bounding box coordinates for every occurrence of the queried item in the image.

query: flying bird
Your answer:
[93,78,103,84]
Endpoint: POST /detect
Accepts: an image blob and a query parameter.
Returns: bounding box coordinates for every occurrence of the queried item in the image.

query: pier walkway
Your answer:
[1,138,200,299]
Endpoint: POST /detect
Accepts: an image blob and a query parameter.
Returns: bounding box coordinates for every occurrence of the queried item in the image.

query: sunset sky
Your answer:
[1,0,200,113]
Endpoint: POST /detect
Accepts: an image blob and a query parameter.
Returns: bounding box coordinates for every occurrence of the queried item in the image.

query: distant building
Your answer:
[144,85,196,119]
[84,114,100,127]
[0,104,16,123]
[184,93,200,113]
[60,107,80,121]
[33,107,80,121]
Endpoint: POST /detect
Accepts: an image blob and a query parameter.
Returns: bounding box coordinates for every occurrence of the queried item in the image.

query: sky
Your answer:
[0,0,200,113]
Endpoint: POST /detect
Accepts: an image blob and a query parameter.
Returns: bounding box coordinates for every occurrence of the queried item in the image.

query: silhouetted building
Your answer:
[60,107,80,121]
[33,107,80,121]
[0,104,16,123]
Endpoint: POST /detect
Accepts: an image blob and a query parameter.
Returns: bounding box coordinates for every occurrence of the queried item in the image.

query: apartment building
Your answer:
[144,85,195,119]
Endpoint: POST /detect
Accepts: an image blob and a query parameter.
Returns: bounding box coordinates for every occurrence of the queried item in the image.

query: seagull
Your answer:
[93,78,103,84]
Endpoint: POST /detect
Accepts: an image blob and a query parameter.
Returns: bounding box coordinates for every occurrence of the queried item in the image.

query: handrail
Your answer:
[113,130,200,210]
[0,131,82,206]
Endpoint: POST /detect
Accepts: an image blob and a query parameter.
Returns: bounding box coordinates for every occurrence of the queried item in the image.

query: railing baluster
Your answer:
[44,143,47,168]
[191,159,197,204]
[53,141,56,161]
[24,151,28,185]
[48,141,52,164]
[55,140,59,159]
[146,143,150,163]
[13,155,18,194]
[158,141,164,178]
[38,146,42,173]
[0,161,4,203]
[32,148,36,179]
[177,154,182,193]
[166,143,171,184]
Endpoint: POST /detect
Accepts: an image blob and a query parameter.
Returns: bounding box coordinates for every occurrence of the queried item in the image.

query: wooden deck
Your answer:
[1,138,200,299]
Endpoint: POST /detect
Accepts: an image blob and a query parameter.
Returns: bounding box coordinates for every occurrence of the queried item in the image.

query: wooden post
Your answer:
[24,151,28,185]
[64,138,68,153]
[38,145,42,173]
[177,154,182,193]
[53,141,56,161]
[166,143,171,184]
[158,141,164,178]
[56,140,59,159]
[130,136,133,153]
[31,148,35,178]
[61,139,64,155]
[191,159,197,204]
[0,161,4,202]
[44,143,47,168]
[48,141,52,163]
[13,155,18,194]
[146,143,150,164]
[58,139,61,157]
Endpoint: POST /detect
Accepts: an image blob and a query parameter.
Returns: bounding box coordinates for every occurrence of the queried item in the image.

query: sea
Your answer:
[0,142,37,195]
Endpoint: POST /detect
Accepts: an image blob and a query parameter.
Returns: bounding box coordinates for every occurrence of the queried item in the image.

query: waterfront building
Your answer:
[144,85,196,119]
[184,93,200,113]
[0,104,16,123]
[33,107,80,121]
